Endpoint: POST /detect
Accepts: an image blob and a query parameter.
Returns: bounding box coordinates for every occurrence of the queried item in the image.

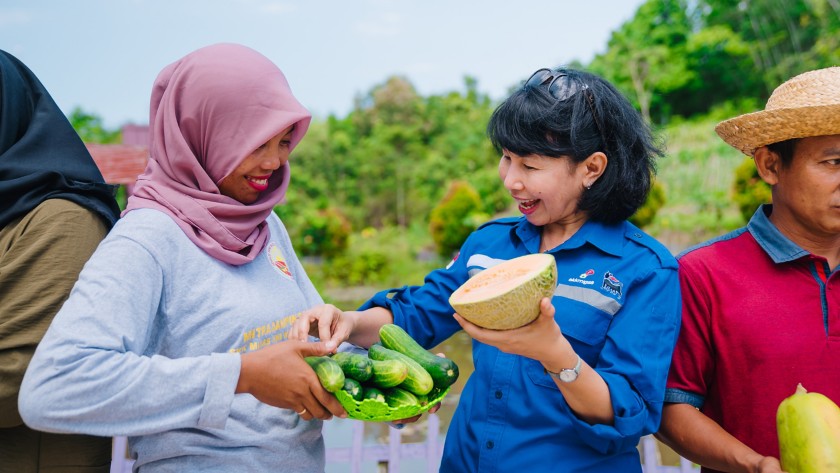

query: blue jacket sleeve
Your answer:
[566,266,681,453]
[359,243,475,349]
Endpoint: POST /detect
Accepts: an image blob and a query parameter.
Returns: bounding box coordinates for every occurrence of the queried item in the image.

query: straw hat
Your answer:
[715,66,840,156]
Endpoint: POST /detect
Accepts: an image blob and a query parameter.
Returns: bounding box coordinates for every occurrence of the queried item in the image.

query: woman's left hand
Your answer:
[290,304,353,350]
[454,297,571,363]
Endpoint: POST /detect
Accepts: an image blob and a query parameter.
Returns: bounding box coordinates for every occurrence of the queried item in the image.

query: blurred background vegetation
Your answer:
[73,0,833,306]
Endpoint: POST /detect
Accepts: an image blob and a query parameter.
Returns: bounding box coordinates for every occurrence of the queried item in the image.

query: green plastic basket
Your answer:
[335,385,451,422]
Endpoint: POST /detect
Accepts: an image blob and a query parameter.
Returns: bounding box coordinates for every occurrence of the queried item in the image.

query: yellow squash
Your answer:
[776,383,840,473]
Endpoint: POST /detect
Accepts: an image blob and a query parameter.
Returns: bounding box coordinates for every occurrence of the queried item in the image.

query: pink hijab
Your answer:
[124,43,311,265]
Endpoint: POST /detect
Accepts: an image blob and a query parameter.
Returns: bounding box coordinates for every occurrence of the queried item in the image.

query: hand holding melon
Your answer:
[449,253,558,330]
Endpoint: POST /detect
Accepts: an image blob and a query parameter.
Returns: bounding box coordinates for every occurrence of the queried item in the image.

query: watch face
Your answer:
[559,369,577,382]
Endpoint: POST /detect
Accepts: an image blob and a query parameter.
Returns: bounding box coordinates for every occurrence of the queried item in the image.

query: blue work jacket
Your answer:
[361,216,681,472]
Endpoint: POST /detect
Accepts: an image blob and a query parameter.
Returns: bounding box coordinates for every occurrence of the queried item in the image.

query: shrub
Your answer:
[732,157,771,222]
[429,181,483,258]
[283,206,352,259]
[323,250,389,286]
[630,179,666,228]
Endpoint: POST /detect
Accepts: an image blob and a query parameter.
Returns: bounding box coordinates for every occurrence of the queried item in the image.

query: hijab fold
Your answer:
[124,43,311,265]
[0,50,120,229]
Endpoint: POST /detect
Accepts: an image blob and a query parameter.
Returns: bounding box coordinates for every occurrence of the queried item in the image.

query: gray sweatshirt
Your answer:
[19,208,326,472]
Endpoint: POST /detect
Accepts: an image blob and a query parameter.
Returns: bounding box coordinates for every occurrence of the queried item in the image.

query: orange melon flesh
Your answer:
[449,253,557,330]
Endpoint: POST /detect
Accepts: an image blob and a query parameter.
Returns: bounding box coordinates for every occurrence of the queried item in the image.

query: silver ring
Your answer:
[297,408,307,415]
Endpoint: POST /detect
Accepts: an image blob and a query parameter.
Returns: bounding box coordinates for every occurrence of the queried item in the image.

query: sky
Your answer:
[1,0,646,129]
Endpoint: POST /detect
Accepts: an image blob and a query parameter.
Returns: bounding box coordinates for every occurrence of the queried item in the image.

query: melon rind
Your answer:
[449,253,557,330]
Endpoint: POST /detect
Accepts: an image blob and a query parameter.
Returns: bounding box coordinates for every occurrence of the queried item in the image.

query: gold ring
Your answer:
[297,408,307,415]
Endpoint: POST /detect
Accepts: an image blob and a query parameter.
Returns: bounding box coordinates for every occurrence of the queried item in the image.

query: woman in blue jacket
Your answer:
[293,67,681,472]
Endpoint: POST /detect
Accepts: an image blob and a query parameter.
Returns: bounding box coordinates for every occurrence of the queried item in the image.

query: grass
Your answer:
[646,116,750,251]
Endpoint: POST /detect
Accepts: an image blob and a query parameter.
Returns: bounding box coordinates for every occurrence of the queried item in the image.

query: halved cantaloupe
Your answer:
[449,253,557,330]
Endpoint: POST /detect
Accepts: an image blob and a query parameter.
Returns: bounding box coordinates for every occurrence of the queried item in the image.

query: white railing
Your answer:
[109,415,699,473]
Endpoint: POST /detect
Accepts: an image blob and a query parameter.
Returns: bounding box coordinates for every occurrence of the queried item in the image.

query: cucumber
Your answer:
[370,359,408,388]
[341,377,364,402]
[368,343,434,396]
[414,392,429,406]
[383,387,420,408]
[379,324,459,389]
[362,386,386,403]
[331,351,373,382]
[304,356,345,393]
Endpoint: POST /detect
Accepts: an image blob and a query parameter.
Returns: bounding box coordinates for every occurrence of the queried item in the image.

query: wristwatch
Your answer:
[545,354,582,383]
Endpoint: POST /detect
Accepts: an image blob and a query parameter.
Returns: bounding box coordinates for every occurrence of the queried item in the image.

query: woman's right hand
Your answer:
[236,339,347,421]
[290,304,356,349]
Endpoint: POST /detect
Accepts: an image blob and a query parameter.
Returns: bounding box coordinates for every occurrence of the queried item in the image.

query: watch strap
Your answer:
[544,354,582,383]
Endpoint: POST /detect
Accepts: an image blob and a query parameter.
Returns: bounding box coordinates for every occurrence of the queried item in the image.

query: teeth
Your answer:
[248,177,268,186]
[520,200,537,209]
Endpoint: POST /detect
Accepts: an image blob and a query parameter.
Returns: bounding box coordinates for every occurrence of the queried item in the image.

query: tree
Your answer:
[698,0,827,94]
[590,0,694,124]
[68,107,121,144]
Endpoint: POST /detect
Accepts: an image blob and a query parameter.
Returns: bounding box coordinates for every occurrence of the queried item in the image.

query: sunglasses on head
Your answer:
[524,68,607,145]
[525,68,587,101]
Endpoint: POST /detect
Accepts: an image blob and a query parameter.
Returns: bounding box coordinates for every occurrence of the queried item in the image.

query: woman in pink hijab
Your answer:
[19,43,346,473]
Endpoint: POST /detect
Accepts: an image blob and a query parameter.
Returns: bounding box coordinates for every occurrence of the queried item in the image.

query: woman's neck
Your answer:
[539,217,588,252]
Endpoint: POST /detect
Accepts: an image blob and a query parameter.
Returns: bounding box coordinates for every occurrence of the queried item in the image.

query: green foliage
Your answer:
[276,205,351,259]
[114,185,128,210]
[732,157,772,221]
[643,114,747,237]
[311,224,444,304]
[287,75,499,233]
[630,179,666,228]
[429,181,484,258]
[590,0,694,123]
[324,250,389,286]
[589,0,839,124]
[68,107,121,144]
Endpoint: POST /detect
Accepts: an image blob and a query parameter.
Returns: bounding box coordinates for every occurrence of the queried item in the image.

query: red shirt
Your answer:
[665,206,840,471]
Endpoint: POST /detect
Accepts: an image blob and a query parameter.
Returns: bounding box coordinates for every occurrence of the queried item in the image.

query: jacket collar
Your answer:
[513,217,624,257]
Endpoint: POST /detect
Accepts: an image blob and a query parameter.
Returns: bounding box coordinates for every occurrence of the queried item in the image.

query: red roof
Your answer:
[86,144,148,185]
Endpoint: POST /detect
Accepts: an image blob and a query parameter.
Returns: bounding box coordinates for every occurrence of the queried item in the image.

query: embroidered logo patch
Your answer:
[601,271,623,297]
[266,242,293,279]
[567,268,595,286]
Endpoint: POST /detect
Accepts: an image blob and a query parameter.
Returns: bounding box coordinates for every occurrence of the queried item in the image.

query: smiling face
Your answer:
[217,125,294,204]
[499,149,608,249]
[499,150,590,226]
[758,134,840,242]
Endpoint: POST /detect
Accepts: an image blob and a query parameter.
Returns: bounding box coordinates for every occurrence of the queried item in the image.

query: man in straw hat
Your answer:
[656,66,840,473]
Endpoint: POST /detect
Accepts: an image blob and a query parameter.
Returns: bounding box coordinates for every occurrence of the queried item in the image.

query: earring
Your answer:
[585,183,592,190]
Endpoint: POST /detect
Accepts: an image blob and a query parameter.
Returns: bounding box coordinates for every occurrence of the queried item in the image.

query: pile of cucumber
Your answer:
[305,324,459,412]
